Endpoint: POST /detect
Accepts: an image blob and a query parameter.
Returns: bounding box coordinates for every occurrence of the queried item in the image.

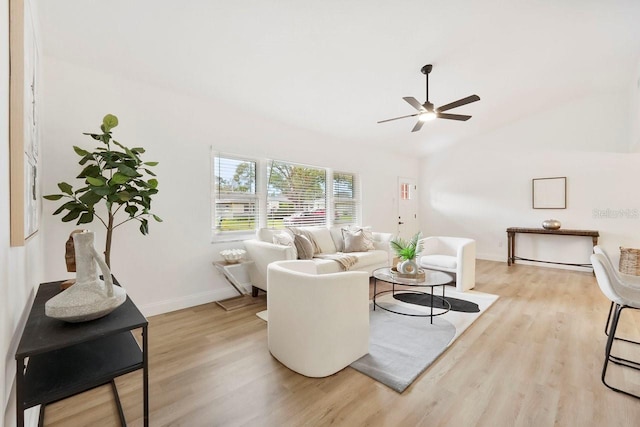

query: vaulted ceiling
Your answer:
[36,0,640,155]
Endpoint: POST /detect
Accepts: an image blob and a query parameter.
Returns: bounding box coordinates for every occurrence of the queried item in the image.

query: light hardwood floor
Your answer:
[43,260,640,426]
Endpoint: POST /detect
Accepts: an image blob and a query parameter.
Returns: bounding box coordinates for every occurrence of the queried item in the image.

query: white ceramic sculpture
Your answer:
[45,231,126,322]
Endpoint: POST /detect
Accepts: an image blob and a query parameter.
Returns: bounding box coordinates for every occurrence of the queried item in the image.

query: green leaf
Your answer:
[61,209,82,222]
[77,212,94,225]
[117,191,131,201]
[117,164,138,177]
[144,161,159,166]
[77,165,101,178]
[125,205,139,216]
[53,204,68,215]
[139,219,149,235]
[153,214,163,222]
[103,114,119,131]
[82,132,102,141]
[109,173,130,185]
[93,186,112,196]
[143,168,157,177]
[79,191,103,206]
[87,176,106,187]
[43,194,63,201]
[73,146,90,156]
[79,154,93,165]
[147,179,158,189]
[58,182,73,195]
[131,147,145,154]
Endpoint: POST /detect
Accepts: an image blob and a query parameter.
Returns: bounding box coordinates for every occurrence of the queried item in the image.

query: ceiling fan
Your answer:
[378,64,480,132]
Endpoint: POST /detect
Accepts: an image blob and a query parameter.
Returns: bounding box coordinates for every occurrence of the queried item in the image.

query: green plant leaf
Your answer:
[147,179,158,189]
[103,114,119,131]
[77,165,101,178]
[61,209,82,222]
[144,161,159,166]
[77,212,94,224]
[58,182,73,195]
[79,191,103,206]
[153,214,163,222]
[139,219,149,235]
[93,186,112,196]
[73,146,90,156]
[117,191,131,201]
[117,164,138,177]
[43,194,63,201]
[131,147,145,154]
[109,172,130,185]
[86,176,106,186]
[78,154,94,165]
[125,205,138,217]
[143,168,157,177]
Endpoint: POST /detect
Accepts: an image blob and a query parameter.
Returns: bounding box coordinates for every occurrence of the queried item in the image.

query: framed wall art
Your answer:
[9,0,41,246]
[532,177,566,209]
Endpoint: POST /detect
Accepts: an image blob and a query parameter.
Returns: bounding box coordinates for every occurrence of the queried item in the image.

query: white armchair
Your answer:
[418,236,476,292]
[267,260,370,377]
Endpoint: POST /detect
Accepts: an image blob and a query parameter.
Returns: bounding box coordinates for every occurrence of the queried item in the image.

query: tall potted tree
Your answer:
[44,114,161,267]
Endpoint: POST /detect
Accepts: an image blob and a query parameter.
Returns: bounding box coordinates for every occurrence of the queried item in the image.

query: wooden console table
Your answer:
[507,227,599,268]
[15,278,149,427]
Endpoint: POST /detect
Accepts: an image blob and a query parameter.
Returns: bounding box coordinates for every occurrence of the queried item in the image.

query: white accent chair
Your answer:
[267,260,370,377]
[417,236,476,292]
[591,253,640,399]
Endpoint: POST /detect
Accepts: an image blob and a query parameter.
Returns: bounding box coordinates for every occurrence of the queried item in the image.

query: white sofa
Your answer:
[418,236,476,292]
[244,226,393,295]
[267,260,370,377]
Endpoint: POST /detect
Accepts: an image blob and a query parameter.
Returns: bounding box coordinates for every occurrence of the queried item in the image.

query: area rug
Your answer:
[350,289,498,392]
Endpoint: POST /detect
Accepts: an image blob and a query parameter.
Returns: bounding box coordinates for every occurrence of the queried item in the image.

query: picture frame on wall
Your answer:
[9,0,41,246]
[532,177,566,209]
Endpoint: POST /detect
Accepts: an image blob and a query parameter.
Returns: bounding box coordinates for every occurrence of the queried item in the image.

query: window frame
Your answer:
[211,152,260,242]
[211,151,360,242]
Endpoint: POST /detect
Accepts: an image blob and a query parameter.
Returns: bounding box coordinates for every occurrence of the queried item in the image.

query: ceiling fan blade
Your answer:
[403,97,425,111]
[377,113,419,124]
[436,94,480,113]
[411,120,425,132]
[438,113,472,121]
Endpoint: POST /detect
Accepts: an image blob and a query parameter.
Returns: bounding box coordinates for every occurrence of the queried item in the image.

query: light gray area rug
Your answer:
[350,289,498,393]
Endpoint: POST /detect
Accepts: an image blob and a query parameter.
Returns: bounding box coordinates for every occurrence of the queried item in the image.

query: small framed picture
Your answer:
[532,177,566,209]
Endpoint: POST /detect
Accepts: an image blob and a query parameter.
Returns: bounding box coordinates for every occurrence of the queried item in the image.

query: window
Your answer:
[212,153,359,240]
[268,160,327,228]
[333,172,358,226]
[212,155,258,238]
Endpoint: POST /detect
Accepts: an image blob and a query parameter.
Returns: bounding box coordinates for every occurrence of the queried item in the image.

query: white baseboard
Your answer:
[139,285,250,317]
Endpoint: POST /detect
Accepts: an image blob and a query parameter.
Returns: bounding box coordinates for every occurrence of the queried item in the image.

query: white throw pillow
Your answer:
[304,227,337,254]
[272,232,297,258]
[343,226,374,251]
[342,228,373,253]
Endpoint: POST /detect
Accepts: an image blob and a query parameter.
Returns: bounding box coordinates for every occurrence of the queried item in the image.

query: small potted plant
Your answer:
[390,231,423,275]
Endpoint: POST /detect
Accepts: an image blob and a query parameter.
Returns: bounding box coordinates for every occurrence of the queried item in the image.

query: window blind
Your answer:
[213,155,258,233]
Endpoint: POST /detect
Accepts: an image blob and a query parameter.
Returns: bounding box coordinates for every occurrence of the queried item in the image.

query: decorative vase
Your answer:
[399,258,419,275]
[542,219,562,230]
[45,231,126,323]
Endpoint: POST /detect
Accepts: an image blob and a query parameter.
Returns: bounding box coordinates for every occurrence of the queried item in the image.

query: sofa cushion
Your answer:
[273,232,297,258]
[293,234,315,260]
[305,227,337,254]
[342,227,374,252]
[258,228,293,243]
[419,254,457,270]
[315,250,388,274]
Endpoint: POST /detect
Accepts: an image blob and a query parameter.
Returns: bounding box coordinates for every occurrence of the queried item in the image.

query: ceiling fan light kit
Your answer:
[378,64,480,132]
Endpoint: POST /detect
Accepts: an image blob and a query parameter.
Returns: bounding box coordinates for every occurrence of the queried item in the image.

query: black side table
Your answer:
[15,278,149,426]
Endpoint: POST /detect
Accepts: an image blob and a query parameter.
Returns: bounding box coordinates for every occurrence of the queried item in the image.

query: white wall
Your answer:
[420,87,640,269]
[2,0,44,425]
[40,56,418,316]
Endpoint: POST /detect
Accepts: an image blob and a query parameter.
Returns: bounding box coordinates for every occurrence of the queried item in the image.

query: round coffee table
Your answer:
[372,267,454,324]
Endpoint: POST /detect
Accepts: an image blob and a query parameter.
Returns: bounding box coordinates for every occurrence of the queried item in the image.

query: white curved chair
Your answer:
[417,236,476,292]
[593,246,640,338]
[591,253,640,399]
[267,260,369,377]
